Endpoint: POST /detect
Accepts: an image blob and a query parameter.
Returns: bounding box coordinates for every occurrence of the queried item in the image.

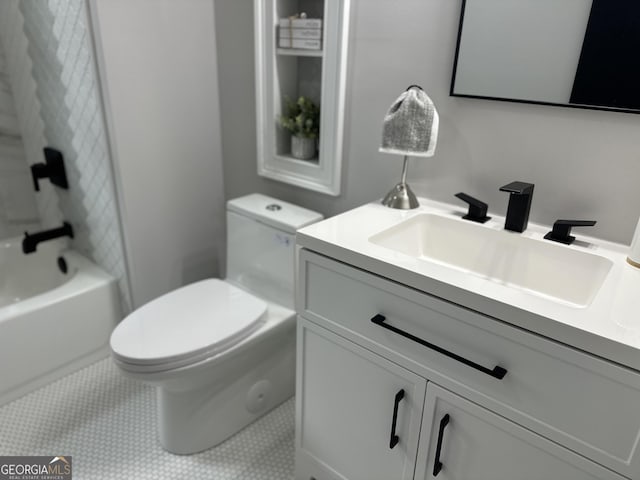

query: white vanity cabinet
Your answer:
[297,320,425,480]
[295,249,639,480]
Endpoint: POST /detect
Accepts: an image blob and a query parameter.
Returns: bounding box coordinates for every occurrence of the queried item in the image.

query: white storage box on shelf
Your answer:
[278,38,322,50]
[278,27,322,39]
[278,17,322,50]
[277,17,322,28]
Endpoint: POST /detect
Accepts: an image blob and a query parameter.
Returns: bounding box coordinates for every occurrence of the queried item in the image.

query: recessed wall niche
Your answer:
[254,0,351,196]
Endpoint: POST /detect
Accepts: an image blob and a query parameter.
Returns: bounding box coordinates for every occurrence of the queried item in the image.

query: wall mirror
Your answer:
[451,0,640,114]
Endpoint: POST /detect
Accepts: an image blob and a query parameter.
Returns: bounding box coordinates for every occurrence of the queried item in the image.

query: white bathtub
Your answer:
[0,236,121,406]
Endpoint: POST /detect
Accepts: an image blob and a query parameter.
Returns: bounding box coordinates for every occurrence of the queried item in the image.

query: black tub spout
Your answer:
[22,222,74,254]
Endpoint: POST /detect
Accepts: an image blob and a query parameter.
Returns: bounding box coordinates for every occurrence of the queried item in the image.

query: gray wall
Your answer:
[91,0,226,308]
[216,0,640,245]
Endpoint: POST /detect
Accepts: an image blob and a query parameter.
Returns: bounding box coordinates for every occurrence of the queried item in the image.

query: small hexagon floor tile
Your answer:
[0,358,294,479]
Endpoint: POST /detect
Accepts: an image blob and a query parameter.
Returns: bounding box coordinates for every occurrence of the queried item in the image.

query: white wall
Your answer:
[91,0,226,308]
[216,0,640,245]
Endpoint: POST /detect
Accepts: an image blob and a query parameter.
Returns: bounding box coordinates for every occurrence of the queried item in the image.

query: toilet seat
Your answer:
[110,279,267,373]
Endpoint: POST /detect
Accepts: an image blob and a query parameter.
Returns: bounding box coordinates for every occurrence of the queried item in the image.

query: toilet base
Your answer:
[156,328,295,454]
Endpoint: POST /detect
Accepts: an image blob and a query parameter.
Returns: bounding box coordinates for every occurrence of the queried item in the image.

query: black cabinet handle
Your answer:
[389,389,405,449]
[371,315,507,380]
[433,414,450,476]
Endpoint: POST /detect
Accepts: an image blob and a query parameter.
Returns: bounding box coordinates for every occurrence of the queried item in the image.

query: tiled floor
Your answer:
[0,358,295,479]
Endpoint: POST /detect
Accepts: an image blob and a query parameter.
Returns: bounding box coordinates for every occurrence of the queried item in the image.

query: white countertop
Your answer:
[296,198,640,371]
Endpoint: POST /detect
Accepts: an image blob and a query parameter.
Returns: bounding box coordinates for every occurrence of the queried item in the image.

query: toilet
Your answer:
[109,194,322,454]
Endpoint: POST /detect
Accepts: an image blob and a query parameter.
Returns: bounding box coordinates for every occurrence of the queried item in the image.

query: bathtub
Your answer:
[0,236,121,406]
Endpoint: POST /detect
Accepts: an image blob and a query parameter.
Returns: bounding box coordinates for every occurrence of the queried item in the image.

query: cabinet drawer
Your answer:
[298,249,640,478]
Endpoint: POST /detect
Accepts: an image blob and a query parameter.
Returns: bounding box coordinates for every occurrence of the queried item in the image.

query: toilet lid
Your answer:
[110,279,266,368]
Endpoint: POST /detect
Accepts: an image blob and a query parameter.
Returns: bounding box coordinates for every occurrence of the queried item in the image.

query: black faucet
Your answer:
[22,222,74,254]
[499,181,534,233]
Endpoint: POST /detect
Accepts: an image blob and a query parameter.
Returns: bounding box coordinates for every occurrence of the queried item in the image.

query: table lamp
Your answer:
[380,85,439,209]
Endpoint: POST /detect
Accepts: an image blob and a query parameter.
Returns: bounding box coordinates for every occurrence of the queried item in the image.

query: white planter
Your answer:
[291,135,316,160]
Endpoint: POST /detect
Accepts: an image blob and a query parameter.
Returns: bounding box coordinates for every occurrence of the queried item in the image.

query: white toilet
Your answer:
[109,194,322,454]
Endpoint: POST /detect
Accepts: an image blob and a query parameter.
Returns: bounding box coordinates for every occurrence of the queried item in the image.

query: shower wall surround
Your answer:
[0,39,40,238]
[0,2,61,239]
[0,0,131,312]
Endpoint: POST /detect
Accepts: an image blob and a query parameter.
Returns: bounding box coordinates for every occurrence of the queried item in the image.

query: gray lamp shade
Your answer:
[379,86,439,157]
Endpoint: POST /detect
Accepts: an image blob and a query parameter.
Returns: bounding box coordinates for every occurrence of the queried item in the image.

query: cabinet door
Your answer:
[296,318,427,480]
[415,384,626,480]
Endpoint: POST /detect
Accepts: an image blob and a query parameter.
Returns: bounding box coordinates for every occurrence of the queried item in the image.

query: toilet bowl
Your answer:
[109,194,322,454]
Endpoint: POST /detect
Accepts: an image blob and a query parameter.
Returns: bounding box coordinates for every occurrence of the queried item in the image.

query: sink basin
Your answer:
[369,214,613,307]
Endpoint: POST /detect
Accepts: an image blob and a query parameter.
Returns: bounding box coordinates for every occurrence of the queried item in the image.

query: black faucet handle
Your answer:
[499,181,534,195]
[455,192,491,223]
[30,147,69,192]
[544,219,596,245]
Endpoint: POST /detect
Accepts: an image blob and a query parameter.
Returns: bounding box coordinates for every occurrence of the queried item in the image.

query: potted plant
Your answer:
[279,96,320,160]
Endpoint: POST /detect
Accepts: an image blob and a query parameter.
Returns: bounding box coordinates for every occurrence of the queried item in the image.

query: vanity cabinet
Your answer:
[295,249,639,480]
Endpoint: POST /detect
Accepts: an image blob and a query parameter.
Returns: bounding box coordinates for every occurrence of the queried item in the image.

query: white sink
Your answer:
[369,214,613,307]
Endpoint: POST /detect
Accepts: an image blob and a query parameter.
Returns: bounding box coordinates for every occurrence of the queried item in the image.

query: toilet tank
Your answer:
[226,194,323,309]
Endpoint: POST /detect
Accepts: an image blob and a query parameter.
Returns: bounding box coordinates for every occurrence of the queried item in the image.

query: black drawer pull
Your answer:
[371,314,507,380]
[433,414,450,476]
[389,389,405,449]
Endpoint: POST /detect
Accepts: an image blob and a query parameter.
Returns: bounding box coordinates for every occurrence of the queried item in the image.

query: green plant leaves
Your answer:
[279,96,320,138]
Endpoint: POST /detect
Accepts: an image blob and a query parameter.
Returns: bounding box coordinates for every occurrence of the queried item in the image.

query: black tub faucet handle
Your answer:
[31,147,69,192]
